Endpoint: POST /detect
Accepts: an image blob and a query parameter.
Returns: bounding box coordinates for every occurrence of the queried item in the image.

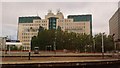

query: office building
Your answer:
[18,10,92,50]
[109,7,120,50]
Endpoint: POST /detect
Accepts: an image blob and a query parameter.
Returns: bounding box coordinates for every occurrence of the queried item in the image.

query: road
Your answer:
[2,56,119,64]
[2,51,120,57]
[1,51,120,68]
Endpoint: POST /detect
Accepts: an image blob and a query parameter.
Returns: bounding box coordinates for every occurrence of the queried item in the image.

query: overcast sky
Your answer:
[1,1,119,40]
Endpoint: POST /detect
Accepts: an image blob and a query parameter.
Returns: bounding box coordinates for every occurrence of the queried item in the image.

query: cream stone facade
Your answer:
[109,7,120,50]
[57,19,90,34]
[18,11,91,50]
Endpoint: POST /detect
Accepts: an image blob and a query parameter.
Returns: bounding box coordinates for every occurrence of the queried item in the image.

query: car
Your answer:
[34,47,39,54]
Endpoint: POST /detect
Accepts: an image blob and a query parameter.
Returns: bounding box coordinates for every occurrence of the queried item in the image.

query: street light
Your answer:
[85,45,87,53]
[112,34,116,51]
[101,32,105,59]
[28,37,31,60]
[49,45,52,51]
[28,27,32,60]
[93,38,96,53]
[54,31,57,54]
[4,36,8,54]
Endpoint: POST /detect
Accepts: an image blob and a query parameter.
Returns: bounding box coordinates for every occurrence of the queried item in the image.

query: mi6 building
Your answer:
[18,10,92,50]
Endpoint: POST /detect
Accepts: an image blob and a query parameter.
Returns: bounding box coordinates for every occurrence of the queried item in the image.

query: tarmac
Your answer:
[1,51,120,64]
[1,56,120,68]
[1,51,120,68]
[0,51,119,64]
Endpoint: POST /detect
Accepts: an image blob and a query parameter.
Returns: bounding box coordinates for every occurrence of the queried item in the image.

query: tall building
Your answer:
[18,10,92,50]
[109,7,120,50]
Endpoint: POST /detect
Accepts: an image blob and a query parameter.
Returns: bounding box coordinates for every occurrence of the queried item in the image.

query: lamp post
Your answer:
[50,45,52,51]
[93,38,96,53]
[68,38,71,50]
[101,33,104,58]
[112,34,116,51]
[4,36,8,54]
[28,27,32,60]
[28,37,31,60]
[85,45,87,53]
[53,41,56,53]
[54,31,57,54]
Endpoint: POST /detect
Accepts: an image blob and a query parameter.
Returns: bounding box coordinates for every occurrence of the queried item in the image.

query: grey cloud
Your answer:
[1,0,120,2]
[2,2,118,39]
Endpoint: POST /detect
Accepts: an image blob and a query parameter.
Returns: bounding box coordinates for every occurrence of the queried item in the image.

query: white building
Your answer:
[18,10,92,50]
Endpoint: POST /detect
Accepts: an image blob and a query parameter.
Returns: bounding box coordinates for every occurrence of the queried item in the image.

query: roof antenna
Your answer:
[36,10,39,16]
[57,8,60,13]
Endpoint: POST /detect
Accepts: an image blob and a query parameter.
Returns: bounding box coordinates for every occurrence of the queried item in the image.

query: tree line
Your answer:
[31,26,114,53]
